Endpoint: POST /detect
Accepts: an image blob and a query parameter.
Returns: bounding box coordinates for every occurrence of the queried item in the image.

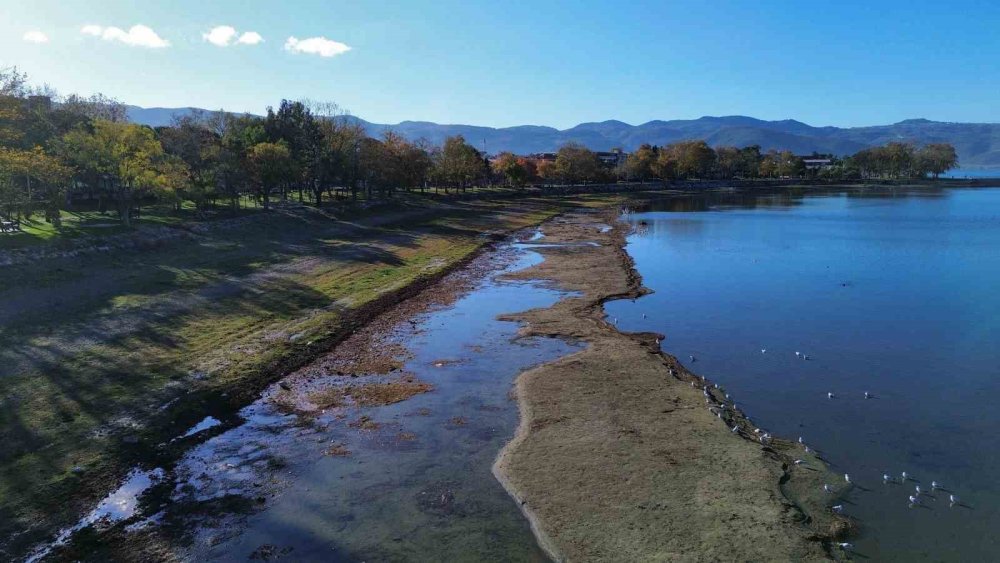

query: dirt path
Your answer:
[493,210,854,561]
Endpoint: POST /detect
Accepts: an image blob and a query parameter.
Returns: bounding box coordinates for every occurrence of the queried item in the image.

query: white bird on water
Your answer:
[642,313,647,319]
[931,480,940,490]
[828,392,835,399]
[832,504,844,513]
[844,474,851,483]
[915,485,922,495]
[795,351,801,357]
[950,494,959,505]
[864,391,871,399]
[690,355,697,362]
[909,495,920,505]
[761,348,767,354]
[883,473,892,483]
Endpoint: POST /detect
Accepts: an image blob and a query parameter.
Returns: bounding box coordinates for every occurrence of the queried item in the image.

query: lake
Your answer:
[606,186,1000,561]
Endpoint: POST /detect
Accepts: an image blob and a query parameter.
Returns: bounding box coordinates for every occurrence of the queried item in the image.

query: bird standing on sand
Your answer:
[823,484,833,493]
[832,505,844,513]
[794,459,805,465]
[731,425,739,433]
[837,543,854,550]
[804,446,812,453]
[798,436,804,444]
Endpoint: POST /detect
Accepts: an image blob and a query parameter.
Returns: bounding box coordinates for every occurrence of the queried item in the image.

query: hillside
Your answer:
[126,106,1000,166]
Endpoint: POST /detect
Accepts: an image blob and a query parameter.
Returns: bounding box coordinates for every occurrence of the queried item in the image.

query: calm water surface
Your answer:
[607,187,1000,561]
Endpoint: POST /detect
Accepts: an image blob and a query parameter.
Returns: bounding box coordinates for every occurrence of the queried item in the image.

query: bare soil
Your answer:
[493,209,853,561]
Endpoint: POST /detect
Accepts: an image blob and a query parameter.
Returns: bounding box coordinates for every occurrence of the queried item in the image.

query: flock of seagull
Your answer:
[631,315,971,554]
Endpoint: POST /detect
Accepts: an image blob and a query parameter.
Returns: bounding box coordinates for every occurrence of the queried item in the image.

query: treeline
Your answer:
[0,66,960,229]
[0,67,496,228]
[620,140,958,183]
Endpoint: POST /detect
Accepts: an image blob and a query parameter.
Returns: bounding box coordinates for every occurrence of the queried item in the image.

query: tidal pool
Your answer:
[167,242,579,561]
[606,186,1000,561]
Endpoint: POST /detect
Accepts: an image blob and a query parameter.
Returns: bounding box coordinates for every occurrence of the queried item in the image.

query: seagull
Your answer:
[802,354,810,360]
[883,473,892,483]
[613,317,618,325]
[795,351,801,357]
[794,459,805,465]
[828,392,835,399]
[804,446,812,453]
[642,313,647,319]
[844,473,851,483]
[949,494,959,505]
[725,393,731,400]
[832,504,844,513]
[915,485,922,495]
[761,348,767,354]
[864,391,871,399]
[798,436,804,444]
[902,471,909,481]
[731,425,739,433]
[655,338,660,345]
[823,484,833,493]
[909,495,920,505]
[714,383,719,389]
[690,355,697,362]
[837,543,854,550]
[931,480,940,490]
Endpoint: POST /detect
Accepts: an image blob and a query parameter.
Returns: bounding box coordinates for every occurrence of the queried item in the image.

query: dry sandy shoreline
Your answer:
[493,208,854,561]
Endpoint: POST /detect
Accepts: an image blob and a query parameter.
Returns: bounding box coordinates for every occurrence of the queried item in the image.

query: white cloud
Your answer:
[237,31,263,45]
[284,36,351,57]
[80,24,170,48]
[23,31,49,44]
[203,26,263,47]
[203,25,237,47]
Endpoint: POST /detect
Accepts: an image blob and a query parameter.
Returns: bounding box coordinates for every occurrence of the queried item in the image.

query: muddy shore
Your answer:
[493,209,854,561]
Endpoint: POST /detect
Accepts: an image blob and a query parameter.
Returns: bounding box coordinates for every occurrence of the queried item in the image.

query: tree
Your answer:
[491,152,528,187]
[158,114,222,210]
[435,135,482,192]
[248,141,291,210]
[625,144,657,183]
[553,142,600,184]
[663,140,716,179]
[57,120,177,227]
[915,143,958,179]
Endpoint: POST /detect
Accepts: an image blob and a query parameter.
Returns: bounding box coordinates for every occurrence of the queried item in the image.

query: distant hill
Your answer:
[125,106,1000,166]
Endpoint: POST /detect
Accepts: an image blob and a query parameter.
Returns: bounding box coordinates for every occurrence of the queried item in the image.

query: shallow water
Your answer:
[166,243,578,561]
[606,187,1000,561]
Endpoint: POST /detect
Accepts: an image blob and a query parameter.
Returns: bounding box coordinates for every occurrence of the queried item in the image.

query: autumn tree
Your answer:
[625,144,657,183]
[248,141,291,210]
[554,142,601,184]
[491,152,528,187]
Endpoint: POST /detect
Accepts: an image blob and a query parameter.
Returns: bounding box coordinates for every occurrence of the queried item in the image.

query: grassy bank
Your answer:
[0,193,624,559]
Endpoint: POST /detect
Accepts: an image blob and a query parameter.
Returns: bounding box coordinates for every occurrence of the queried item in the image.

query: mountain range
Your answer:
[126,106,1000,167]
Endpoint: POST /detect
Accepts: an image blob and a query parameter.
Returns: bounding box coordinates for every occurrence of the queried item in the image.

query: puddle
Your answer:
[176,416,222,440]
[26,468,165,563]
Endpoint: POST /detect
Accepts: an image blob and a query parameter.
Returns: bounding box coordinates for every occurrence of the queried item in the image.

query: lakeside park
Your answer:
[5,2,1000,561]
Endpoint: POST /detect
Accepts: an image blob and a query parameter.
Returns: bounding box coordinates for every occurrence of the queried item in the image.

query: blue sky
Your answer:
[3,0,999,129]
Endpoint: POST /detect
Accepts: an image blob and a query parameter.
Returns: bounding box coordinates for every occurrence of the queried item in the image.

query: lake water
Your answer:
[606,187,1000,560]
